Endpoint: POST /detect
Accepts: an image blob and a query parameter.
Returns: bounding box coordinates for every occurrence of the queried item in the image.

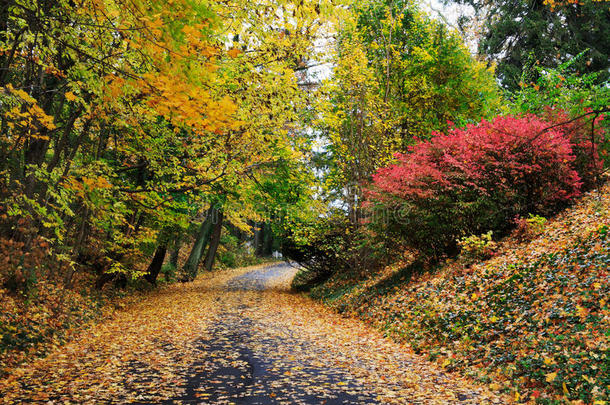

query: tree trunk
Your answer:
[203,210,224,271]
[262,222,273,256]
[182,206,215,281]
[197,207,219,261]
[47,107,83,172]
[144,243,167,285]
[169,238,182,268]
[254,222,263,256]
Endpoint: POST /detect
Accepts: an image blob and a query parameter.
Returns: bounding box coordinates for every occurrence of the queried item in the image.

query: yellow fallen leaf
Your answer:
[562,382,569,395]
[545,372,557,382]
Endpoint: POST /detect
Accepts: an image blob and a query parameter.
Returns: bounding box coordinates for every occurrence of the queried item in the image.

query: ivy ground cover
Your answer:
[311,184,610,404]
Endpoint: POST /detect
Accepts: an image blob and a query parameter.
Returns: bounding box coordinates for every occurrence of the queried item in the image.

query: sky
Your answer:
[423,0,462,27]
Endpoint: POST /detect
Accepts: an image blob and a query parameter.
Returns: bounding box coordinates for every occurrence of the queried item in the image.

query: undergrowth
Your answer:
[305,185,610,404]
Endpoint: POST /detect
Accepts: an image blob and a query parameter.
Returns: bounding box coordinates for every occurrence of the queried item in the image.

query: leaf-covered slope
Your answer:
[310,184,610,404]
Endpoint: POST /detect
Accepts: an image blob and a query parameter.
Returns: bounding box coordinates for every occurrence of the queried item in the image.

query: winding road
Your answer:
[0,263,503,404]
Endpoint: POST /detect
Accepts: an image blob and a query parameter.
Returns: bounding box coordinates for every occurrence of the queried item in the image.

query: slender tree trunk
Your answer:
[47,107,83,172]
[203,210,224,271]
[169,238,182,268]
[182,206,215,281]
[95,272,115,290]
[262,222,273,256]
[196,207,217,261]
[254,222,263,256]
[0,26,25,87]
[144,243,168,285]
[73,207,91,254]
[23,129,50,197]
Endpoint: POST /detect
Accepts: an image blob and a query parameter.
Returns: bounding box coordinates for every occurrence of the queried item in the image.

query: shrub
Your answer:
[457,231,497,265]
[160,263,177,283]
[283,214,395,292]
[216,233,273,270]
[512,214,547,241]
[541,108,605,189]
[367,114,583,256]
[0,237,102,377]
[217,234,239,268]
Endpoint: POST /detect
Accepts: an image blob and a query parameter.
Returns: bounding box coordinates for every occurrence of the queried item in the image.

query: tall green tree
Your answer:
[316,0,500,216]
[451,0,610,89]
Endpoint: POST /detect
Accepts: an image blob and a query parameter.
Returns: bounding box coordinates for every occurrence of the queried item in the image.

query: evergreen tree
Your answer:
[452,0,610,89]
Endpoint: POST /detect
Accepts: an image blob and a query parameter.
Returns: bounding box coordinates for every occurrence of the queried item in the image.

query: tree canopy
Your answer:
[0,0,332,283]
[450,0,610,89]
[314,0,500,213]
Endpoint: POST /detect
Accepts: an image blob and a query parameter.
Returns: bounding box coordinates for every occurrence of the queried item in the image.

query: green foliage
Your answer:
[457,231,497,265]
[527,214,547,231]
[453,0,610,90]
[316,0,501,201]
[511,52,609,116]
[286,215,355,291]
[216,233,275,269]
[510,54,610,173]
[217,234,240,269]
[512,214,548,242]
[355,0,501,138]
[285,213,398,292]
[309,187,610,403]
[160,263,177,283]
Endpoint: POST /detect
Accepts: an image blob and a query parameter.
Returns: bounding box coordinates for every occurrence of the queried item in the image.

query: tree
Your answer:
[0,0,335,286]
[182,206,217,281]
[203,209,224,271]
[315,0,500,219]
[450,0,610,89]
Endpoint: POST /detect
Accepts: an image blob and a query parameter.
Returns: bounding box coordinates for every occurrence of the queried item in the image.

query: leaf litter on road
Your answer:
[0,263,506,404]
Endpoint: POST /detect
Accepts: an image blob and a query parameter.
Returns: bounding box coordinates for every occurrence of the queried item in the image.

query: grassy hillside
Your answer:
[304,184,610,404]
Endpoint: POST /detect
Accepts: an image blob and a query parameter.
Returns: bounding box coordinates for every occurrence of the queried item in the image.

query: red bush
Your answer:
[541,108,605,189]
[366,114,583,255]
